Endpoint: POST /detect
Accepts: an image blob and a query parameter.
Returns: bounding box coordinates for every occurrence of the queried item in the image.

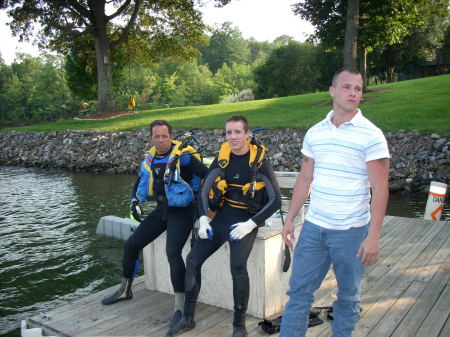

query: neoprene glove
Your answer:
[229,219,257,241]
[198,215,213,240]
[130,199,143,222]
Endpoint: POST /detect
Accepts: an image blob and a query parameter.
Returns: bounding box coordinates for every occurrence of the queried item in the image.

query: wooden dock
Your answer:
[25,216,449,337]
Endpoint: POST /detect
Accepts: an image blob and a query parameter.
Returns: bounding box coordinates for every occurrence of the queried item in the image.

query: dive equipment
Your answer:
[208,141,267,214]
[135,140,201,207]
[101,277,133,305]
[198,215,213,240]
[169,310,182,328]
[229,219,257,241]
[130,199,143,222]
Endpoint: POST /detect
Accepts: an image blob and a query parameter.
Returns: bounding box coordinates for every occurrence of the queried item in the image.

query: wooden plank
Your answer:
[96,292,182,337]
[192,314,260,337]
[351,220,447,337]
[414,284,450,337]
[390,262,450,337]
[155,305,231,337]
[101,303,227,337]
[61,289,168,336]
[365,228,450,337]
[30,279,151,328]
[33,276,147,319]
[437,315,450,337]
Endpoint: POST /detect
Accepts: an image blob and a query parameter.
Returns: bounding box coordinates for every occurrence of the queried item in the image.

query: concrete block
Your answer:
[143,206,304,319]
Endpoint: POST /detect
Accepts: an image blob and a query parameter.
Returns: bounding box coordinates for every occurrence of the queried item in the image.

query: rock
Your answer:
[0,129,448,195]
[389,182,404,192]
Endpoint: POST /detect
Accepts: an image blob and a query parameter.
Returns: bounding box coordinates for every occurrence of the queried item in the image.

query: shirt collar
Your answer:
[325,109,363,127]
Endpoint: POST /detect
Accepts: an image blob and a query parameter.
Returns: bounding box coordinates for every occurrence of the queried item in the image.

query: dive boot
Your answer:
[166,289,197,336]
[101,277,133,305]
[232,325,248,337]
[232,309,248,337]
[168,309,182,328]
[232,275,249,337]
[165,317,195,336]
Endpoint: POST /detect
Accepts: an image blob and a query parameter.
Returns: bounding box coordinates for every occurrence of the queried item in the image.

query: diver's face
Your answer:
[226,121,250,155]
[151,125,172,154]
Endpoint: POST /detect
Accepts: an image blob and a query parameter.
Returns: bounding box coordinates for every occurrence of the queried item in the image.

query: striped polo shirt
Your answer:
[302,109,390,230]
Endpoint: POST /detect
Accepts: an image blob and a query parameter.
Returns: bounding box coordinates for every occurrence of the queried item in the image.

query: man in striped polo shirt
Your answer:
[279,67,390,337]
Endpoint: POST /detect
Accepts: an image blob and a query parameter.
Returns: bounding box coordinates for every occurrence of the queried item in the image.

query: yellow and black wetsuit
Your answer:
[182,142,281,329]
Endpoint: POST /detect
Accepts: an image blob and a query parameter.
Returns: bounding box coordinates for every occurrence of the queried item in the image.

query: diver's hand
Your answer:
[130,199,143,222]
[198,216,213,240]
[229,219,257,240]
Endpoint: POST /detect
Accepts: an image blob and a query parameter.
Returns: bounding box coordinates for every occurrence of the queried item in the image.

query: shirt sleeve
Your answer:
[365,128,390,162]
[300,130,314,159]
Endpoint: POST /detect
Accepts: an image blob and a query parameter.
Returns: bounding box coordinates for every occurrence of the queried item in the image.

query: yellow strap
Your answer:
[242,181,266,195]
[224,197,247,209]
[217,141,265,169]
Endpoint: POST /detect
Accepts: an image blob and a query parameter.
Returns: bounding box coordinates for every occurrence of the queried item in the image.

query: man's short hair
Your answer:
[331,67,361,87]
[225,115,249,131]
[150,120,172,135]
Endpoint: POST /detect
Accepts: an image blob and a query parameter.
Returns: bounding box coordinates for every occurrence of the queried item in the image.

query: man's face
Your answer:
[329,71,363,113]
[151,124,172,154]
[225,120,250,155]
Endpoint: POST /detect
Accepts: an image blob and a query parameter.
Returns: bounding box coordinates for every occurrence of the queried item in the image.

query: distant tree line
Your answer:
[1,3,449,127]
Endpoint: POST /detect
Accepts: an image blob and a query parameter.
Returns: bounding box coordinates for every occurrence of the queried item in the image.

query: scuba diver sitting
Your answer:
[166,116,282,337]
[101,120,208,329]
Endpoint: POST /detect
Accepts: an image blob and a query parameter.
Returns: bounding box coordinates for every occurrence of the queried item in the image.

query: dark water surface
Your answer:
[1,166,448,336]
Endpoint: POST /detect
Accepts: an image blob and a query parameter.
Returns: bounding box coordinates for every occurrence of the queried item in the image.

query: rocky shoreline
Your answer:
[0,129,448,193]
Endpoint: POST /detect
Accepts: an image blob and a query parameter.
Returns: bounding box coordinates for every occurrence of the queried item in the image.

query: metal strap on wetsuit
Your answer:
[248,138,264,198]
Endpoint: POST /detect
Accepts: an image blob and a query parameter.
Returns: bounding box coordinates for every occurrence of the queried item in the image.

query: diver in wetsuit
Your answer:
[101,120,208,328]
[166,116,282,337]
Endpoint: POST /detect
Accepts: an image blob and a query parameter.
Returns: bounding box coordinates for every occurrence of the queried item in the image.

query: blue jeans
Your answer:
[280,220,368,337]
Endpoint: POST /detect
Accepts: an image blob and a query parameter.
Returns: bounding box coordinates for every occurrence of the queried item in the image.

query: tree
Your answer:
[272,35,295,48]
[370,0,449,81]
[253,42,325,99]
[0,54,78,126]
[293,0,425,87]
[200,22,249,73]
[1,0,230,113]
[247,38,273,64]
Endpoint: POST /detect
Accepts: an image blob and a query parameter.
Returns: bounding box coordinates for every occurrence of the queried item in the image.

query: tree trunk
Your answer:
[387,67,396,83]
[92,1,115,113]
[359,46,367,91]
[94,33,115,112]
[343,0,359,68]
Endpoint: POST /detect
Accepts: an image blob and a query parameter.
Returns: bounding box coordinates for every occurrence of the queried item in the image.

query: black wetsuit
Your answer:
[184,150,281,312]
[123,146,207,292]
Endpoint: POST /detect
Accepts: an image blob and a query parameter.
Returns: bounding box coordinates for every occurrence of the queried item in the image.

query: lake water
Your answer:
[1,166,448,336]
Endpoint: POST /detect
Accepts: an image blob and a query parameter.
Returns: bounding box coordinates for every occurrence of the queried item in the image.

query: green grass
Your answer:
[3,74,450,136]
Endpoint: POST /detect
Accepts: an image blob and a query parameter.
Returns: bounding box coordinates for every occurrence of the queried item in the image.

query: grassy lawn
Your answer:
[3,74,449,136]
